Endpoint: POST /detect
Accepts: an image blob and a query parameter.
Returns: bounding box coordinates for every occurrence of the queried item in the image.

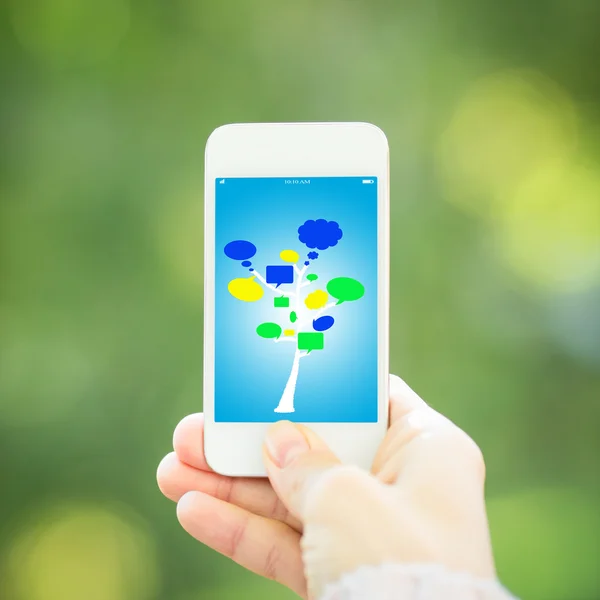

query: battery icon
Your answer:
[362,179,374,184]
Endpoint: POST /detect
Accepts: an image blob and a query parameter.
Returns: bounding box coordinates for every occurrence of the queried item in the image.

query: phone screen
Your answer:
[214,177,378,422]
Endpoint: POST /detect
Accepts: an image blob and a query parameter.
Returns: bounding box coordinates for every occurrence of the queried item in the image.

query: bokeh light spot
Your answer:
[437,69,579,215]
[3,503,159,600]
[436,69,600,292]
[495,163,600,292]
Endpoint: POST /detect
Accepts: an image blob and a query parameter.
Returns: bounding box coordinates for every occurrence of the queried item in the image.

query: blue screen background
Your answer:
[214,177,378,422]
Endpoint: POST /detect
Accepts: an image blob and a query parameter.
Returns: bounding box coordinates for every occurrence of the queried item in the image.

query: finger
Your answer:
[263,421,343,519]
[169,413,301,529]
[395,409,486,488]
[388,374,429,424]
[157,452,301,531]
[375,401,485,490]
[177,491,306,599]
[172,413,209,470]
[264,422,391,600]
[371,375,430,476]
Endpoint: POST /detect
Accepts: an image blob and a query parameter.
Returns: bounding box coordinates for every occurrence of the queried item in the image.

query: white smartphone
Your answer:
[203,122,389,476]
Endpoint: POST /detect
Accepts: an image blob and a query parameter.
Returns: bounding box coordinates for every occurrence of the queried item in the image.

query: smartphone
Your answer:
[203,122,389,476]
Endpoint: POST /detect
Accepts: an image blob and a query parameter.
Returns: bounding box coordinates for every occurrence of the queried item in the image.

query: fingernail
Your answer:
[265,421,310,468]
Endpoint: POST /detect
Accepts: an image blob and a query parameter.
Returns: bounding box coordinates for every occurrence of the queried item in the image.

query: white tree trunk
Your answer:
[274,349,301,413]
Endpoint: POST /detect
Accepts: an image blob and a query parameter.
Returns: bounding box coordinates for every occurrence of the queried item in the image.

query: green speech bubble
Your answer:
[256,322,282,339]
[289,311,297,323]
[326,277,365,304]
[306,273,318,282]
[274,296,289,308]
[297,332,324,353]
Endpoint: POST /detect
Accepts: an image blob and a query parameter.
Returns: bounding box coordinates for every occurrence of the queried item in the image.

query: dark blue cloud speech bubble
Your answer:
[224,240,257,261]
[298,219,343,251]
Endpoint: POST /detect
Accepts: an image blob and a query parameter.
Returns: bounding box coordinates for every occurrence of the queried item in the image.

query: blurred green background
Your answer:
[1,1,599,599]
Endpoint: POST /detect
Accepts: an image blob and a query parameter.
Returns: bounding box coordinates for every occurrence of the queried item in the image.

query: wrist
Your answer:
[320,563,516,600]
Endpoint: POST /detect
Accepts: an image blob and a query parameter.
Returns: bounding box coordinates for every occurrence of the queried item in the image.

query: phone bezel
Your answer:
[204,122,389,476]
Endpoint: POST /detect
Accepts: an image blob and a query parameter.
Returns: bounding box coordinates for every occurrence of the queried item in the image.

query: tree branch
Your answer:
[293,263,306,325]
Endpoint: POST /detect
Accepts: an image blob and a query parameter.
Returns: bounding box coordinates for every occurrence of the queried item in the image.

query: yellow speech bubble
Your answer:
[280,249,300,263]
[283,329,295,336]
[228,276,264,302]
[304,289,328,310]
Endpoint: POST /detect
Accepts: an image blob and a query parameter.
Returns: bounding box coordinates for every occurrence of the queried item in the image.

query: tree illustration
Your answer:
[224,219,365,413]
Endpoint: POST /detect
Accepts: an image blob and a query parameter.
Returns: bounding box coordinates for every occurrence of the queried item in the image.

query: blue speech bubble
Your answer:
[298,219,343,251]
[224,240,257,261]
[313,315,334,331]
[266,265,294,288]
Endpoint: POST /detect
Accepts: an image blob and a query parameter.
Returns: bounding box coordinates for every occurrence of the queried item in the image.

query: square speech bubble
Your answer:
[297,332,324,352]
[266,265,294,287]
[274,296,290,308]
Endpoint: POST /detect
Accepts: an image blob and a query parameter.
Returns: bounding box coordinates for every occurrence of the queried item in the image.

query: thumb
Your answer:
[262,420,342,519]
[263,421,399,599]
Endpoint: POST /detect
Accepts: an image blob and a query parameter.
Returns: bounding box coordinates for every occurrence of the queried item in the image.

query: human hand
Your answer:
[157,375,496,599]
[157,413,307,595]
